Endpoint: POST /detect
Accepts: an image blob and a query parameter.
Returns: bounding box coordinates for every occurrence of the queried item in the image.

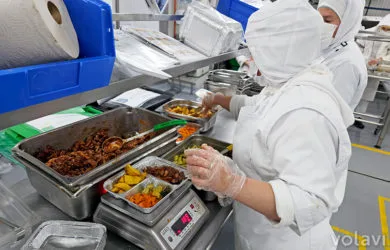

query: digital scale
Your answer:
[93,183,210,250]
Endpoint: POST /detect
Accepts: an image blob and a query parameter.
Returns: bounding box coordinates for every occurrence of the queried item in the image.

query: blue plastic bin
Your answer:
[0,0,115,114]
[217,0,258,31]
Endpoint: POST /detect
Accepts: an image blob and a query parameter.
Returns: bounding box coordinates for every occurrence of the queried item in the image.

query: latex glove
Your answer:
[185,144,246,199]
[201,92,224,113]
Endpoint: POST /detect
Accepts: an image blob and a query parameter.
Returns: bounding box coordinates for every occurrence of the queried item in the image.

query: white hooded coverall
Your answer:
[357,14,390,112]
[318,0,368,111]
[229,0,354,249]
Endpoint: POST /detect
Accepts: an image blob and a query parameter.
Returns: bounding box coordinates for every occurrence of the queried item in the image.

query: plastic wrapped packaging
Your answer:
[0,181,39,249]
[123,27,206,63]
[110,29,178,82]
[179,1,243,56]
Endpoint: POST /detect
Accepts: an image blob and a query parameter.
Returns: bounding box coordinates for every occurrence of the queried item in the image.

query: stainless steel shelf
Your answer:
[112,13,184,22]
[0,48,249,130]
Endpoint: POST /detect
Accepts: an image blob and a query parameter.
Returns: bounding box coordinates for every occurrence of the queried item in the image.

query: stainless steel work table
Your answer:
[0,108,238,249]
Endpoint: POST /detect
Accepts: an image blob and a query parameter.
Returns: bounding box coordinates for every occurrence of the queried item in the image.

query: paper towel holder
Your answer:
[48,1,62,25]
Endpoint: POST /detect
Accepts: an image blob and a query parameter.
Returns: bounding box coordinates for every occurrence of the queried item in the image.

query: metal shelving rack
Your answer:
[355,31,390,148]
[0,47,249,130]
[0,10,249,130]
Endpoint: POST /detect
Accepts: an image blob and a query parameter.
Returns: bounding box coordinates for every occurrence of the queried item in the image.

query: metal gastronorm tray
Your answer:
[162,100,217,132]
[162,135,230,168]
[12,107,178,191]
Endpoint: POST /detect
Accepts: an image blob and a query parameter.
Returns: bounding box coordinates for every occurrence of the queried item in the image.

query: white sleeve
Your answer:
[266,109,340,236]
[331,64,363,110]
[229,95,260,120]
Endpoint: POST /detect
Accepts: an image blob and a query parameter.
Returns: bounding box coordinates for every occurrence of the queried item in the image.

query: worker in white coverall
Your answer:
[185,0,353,249]
[356,14,390,124]
[317,0,368,129]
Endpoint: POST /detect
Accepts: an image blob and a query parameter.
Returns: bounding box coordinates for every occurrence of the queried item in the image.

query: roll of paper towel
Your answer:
[0,0,79,69]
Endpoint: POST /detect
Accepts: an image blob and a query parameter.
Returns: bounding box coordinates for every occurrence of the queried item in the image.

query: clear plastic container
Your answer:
[179,1,243,56]
[21,221,106,250]
[0,181,38,249]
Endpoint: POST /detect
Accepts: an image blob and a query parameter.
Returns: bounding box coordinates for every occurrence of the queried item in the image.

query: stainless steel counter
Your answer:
[0,159,233,249]
[0,107,238,249]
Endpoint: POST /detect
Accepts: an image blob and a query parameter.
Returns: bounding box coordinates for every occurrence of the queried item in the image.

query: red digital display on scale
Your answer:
[171,211,193,236]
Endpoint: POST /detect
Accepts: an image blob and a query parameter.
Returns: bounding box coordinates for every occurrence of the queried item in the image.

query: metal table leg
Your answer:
[375,96,390,148]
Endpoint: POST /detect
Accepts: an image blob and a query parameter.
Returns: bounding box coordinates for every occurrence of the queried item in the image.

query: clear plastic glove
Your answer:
[185,144,246,199]
[202,92,223,113]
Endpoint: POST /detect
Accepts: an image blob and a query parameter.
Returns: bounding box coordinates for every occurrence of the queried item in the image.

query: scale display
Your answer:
[171,211,193,236]
[160,196,206,249]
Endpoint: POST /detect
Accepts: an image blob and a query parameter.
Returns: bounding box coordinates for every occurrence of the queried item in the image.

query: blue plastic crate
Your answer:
[0,0,115,114]
[217,0,258,31]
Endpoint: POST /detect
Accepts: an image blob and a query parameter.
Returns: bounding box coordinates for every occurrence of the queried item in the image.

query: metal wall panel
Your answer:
[365,0,390,16]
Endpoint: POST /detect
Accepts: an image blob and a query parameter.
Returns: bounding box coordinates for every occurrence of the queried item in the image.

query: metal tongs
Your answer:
[0,216,25,242]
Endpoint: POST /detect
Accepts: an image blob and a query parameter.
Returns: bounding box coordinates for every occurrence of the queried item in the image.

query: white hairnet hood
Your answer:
[245,0,323,85]
[319,0,365,48]
[318,0,346,20]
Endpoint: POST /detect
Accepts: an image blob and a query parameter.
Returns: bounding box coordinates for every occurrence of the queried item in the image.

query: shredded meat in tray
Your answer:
[35,129,155,177]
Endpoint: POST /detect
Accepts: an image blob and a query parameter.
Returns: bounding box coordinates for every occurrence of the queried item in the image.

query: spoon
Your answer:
[102,120,187,153]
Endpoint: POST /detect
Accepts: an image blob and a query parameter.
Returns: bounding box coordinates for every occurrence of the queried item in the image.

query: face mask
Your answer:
[321,22,338,51]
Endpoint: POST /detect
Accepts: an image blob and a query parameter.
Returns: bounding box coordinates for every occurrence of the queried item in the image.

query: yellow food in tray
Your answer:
[173,145,201,167]
[168,105,213,118]
[111,164,147,194]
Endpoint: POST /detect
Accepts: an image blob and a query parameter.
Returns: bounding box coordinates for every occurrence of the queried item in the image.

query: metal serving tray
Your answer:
[162,135,230,168]
[96,182,192,227]
[162,100,217,132]
[12,107,178,192]
[13,137,180,220]
[21,221,106,250]
[104,156,188,200]
[121,176,174,214]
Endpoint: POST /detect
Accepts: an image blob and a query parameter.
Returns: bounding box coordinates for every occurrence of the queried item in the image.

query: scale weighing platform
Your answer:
[93,183,211,250]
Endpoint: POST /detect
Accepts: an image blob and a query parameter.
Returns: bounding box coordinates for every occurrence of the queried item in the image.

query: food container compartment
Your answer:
[176,123,202,143]
[13,136,179,220]
[103,165,147,200]
[0,181,39,249]
[163,135,230,168]
[121,177,174,214]
[134,156,188,185]
[21,221,106,250]
[12,107,178,192]
[162,100,217,132]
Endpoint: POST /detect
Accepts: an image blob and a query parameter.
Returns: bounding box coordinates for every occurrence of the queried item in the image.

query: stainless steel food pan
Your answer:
[13,137,180,220]
[12,107,178,192]
[162,135,230,168]
[162,100,217,132]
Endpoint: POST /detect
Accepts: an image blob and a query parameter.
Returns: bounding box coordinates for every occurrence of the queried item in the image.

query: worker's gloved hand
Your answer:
[201,92,223,113]
[185,144,246,199]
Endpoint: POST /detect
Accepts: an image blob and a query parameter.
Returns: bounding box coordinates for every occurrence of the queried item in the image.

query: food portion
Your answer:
[111,164,147,194]
[35,129,154,177]
[144,166,186,184]
[167,105,213,119]
[127,183,171,208]
[177,125,199,142]
[173,145,201,167]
